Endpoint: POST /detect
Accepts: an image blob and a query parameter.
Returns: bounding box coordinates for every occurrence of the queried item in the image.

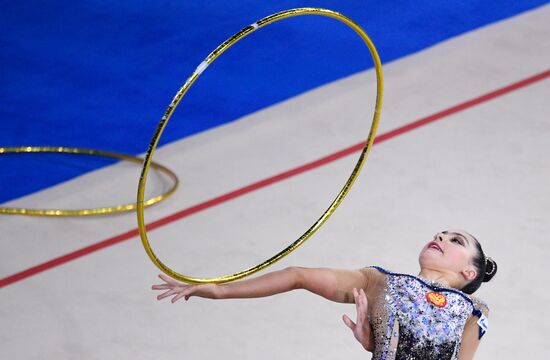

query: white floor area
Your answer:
[1,5,549,359]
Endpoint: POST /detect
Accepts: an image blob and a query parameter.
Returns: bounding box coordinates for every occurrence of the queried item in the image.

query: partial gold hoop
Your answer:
[0,146,179,216]
[137,8,383,284]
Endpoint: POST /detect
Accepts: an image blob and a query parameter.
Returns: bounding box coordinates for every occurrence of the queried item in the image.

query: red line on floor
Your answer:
[1,69,549,288]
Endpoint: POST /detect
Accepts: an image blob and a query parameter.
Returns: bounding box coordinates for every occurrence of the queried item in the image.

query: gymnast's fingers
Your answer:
[172,284,203,302]
[358,288,368,309]
[356,289,369,322]
[151,284,172,290]
[361,289,368,304]
[158,274,183,286]
[353,288,363,310]
[171,290,190,303]
[353,287,361,307]
[342,314,356,330]
[157,288,180,300]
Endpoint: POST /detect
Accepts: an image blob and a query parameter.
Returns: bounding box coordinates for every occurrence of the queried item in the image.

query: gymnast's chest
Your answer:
[381,276,471,344]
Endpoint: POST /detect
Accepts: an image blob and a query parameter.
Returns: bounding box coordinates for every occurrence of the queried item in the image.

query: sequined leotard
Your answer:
[365,267,488,360]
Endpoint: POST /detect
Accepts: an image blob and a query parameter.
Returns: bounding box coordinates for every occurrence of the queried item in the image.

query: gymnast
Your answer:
[152,230,496,359]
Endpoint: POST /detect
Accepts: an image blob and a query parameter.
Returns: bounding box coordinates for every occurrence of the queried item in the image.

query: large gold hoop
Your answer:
[137,8,383,283]
[0,146,179,216]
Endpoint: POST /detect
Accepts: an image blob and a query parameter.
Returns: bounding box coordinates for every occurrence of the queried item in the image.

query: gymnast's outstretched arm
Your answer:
[152,267,369,303]
[152,268,374,351]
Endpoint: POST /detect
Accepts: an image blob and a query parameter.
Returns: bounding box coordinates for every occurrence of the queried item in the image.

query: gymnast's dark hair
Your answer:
[461,236,497,294]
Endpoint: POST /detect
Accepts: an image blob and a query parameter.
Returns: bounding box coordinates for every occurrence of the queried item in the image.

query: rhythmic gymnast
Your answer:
[152,230,497,359]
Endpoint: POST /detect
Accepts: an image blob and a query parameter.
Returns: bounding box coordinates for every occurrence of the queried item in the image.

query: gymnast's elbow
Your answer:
[284,266,306,290]
[286,267,340,300]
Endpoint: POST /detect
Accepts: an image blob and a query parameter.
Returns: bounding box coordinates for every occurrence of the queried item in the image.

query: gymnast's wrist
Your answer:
[213,284,227,299]
[363,338,374,352]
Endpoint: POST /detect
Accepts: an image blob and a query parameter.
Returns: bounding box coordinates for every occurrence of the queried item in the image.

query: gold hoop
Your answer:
[0,146,179,216]
[137,8,383,283]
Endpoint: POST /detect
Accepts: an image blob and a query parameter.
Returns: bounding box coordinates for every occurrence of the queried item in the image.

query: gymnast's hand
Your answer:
[152,274,221,302]
[342,288,374,352]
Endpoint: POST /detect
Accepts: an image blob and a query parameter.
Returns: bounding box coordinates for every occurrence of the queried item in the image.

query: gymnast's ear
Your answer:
[461,268,477,282]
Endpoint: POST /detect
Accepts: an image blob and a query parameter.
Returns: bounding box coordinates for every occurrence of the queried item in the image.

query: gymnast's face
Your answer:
[418,230,478,284]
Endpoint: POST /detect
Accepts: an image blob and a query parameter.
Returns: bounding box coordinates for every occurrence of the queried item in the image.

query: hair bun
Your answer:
[483,257,497,282]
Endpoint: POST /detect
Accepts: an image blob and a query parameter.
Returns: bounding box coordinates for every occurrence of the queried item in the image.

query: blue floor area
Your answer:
[1,0,548,203]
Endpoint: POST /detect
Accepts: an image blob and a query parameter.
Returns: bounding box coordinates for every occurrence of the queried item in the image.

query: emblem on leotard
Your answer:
[426,291,447,307]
